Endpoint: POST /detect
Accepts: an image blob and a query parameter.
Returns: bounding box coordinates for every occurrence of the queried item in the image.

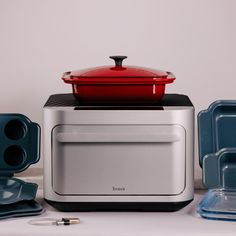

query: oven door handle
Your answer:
[56,132,181,143]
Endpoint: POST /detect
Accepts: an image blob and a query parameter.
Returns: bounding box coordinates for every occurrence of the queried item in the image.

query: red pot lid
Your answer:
[62,56,176,84]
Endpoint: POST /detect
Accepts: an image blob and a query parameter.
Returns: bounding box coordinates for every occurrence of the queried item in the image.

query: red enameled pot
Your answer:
[62,56,175,105]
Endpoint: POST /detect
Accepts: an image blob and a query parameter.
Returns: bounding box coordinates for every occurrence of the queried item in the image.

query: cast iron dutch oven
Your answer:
[62,56,175,105]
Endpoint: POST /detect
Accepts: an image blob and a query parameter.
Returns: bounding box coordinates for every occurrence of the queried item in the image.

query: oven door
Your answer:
[52,125,186,196]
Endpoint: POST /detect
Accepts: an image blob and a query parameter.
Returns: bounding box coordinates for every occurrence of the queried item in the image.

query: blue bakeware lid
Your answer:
[198,100,236,167]
[197,189,236,221]
[0,114,40,176]
[0,177,38,205]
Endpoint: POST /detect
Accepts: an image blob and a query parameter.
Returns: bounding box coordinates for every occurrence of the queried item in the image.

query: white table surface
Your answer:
[1,190,236,236]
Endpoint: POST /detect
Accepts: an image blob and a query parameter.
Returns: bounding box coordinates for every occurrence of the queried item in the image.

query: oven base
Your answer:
[45,199,193,212]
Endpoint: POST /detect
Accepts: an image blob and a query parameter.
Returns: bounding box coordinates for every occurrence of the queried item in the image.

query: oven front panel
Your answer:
[52,125,186,196]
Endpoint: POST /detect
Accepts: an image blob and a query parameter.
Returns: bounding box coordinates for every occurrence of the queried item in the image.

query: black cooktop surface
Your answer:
[44,94,193,109]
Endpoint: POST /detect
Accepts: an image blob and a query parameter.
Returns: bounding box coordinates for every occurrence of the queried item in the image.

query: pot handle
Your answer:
[62,71,73,83]
[110,56,127,67]
[166,72,176,80]
[62,71,71,79]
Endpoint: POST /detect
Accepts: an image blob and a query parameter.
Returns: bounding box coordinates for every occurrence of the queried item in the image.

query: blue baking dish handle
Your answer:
[203,148,236,189]
[28,121,41,165]
[198,108,213,167]
[202,152,221,189]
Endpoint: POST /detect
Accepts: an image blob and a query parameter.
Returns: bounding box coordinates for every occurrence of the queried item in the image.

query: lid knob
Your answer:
[109,56,127,67]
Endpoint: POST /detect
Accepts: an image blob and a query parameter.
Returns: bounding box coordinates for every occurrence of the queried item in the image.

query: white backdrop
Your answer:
[0,0,236,180]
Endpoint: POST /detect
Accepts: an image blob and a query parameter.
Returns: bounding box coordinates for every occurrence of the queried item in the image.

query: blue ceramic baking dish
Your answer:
[198,100,236,167]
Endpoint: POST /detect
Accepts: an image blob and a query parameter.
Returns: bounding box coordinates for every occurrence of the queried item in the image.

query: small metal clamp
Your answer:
[56,218,80,226]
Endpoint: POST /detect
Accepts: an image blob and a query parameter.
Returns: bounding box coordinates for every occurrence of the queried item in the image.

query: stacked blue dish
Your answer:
[0,114,43,219]
[198,101,236,221]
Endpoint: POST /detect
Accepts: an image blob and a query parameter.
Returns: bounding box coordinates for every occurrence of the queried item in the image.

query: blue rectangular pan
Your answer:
[198,100,236,166]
